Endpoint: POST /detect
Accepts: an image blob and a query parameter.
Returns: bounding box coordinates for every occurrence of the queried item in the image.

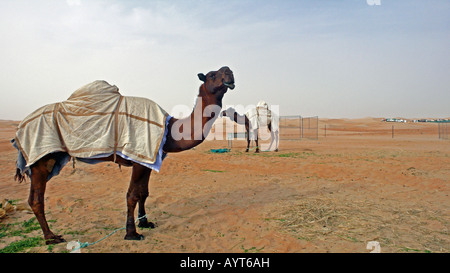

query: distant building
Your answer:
[382,118,407,123]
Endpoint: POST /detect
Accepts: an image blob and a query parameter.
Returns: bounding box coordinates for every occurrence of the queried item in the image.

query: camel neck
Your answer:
[198,83,223,108]
[190,85,222,142]
[163,85,222,153]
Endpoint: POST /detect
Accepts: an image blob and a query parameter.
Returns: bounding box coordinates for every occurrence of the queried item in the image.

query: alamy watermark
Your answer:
[169,101,280,142]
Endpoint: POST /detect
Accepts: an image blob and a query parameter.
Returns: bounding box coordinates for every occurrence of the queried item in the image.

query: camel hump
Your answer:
[68,80,120,99]
[257,100,268,108]
[256,101,272,122]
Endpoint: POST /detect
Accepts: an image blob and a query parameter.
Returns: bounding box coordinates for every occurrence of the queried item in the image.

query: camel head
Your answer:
[198,66,235,98]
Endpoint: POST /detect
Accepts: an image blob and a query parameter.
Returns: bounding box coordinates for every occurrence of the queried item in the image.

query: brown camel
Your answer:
[13,66,235,244]
[221,106,278,153]
[221,108,254,152]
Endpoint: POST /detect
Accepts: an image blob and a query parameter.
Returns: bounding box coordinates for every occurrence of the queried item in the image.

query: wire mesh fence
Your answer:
[212,116,446,141]
[210,115,319,141]
[438,122,449,140]
[321,119,449,139]
[279,115,318,140]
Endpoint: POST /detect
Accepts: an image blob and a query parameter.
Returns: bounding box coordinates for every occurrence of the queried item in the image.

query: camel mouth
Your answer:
[223,82,235,90]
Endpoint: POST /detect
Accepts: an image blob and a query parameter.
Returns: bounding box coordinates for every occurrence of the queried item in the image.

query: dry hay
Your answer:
[266,196,449,252]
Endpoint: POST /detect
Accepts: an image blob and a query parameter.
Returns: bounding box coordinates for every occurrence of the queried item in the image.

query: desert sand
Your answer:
[0,118,448,253]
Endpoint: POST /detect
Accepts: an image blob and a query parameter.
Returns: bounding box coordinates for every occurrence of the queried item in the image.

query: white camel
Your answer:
[222,101,279,152]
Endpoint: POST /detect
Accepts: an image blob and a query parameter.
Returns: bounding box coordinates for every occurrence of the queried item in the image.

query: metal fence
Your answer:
[279,115,319,140]
[439,122,449,139]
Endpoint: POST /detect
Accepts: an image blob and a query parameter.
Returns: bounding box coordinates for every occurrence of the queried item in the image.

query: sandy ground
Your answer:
[0,118,448,253]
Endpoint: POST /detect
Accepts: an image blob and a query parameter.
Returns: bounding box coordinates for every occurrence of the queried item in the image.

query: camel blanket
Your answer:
[14,80,169,172]
[245,101,279,132]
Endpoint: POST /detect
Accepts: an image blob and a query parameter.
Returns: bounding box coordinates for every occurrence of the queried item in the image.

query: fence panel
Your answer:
[439,123,449,139]
[279,116,318,140]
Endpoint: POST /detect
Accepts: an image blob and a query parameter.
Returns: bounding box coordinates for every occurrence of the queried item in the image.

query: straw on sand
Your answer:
[266,195,448,252]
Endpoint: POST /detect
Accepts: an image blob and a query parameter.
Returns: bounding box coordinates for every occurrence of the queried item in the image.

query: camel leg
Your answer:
[246,130,250,152]
[245,123,250,152]
[267,125,279,152]
[29,157,65,245]
[124,163,152,240]
[274,131,279,152]
[267,123,275,151]
[255,132,260,153]
[137,175,155,229]
[268,131,275,151]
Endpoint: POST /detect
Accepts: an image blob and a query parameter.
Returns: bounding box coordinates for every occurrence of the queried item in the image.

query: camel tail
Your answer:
[14,168,27,183]
[11,139,28,183]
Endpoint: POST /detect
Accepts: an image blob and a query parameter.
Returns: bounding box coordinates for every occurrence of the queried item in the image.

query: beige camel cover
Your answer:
[14,80,169,168]
[245,101,275,131]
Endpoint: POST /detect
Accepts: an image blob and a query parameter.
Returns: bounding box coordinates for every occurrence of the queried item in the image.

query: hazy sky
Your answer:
[0,0,448,120]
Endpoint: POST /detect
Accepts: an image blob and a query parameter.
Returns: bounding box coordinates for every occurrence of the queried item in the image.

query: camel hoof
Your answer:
[45,235,66,245]
[138,221,155,229]
[124,233,145,241]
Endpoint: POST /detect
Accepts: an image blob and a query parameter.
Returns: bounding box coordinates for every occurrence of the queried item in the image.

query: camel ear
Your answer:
[198,73,206,82]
